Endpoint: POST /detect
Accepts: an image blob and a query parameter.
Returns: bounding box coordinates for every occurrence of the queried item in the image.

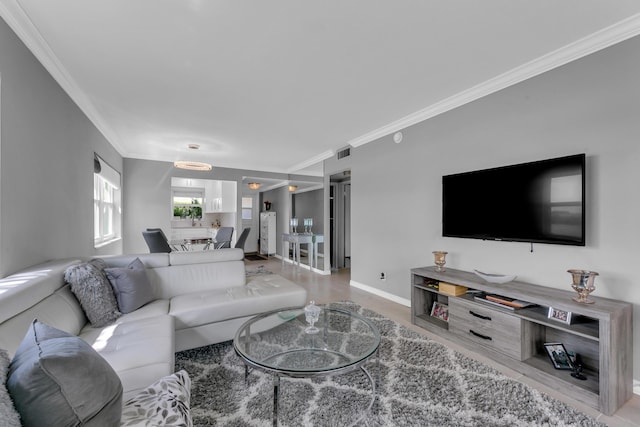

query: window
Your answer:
[94,156,122,247]
[172,189,204,218]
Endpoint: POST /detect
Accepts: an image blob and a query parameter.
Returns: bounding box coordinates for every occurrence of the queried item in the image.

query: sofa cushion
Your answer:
[7,320,123,427]
[169,275,307,330]
[105,258,155,314]
[65,260,121,327]
[79,314,175,401]
[0,349,21,426]
[121,370,192,427]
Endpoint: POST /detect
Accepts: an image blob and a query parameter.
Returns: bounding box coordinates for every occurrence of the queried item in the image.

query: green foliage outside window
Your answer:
[172,198,202,218]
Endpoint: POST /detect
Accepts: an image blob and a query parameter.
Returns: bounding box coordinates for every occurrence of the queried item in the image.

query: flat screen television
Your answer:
[442,154,585,246]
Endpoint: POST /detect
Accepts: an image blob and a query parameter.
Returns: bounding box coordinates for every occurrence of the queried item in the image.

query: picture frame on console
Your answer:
[430,301,449,322]
[544,342,574,370]
[547,307,572,325]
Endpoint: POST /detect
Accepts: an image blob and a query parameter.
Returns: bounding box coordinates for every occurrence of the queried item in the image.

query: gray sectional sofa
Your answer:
[0,248,307,424]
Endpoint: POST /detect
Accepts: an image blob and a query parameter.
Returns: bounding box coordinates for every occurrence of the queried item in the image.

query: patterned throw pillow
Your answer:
[65,260,121,327]
[121,370,192,427]
[0,349,21,426]
[105,258,155,314]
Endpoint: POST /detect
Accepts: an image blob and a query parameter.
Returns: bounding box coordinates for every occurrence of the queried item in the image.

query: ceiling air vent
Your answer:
[337,147,351,160]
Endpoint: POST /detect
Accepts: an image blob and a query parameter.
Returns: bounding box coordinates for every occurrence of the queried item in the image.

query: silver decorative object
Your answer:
[568,270,599,304]
[304,301,321,334]
[433,251,448,272]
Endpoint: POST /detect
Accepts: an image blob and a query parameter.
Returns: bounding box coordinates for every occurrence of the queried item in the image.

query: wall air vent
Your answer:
[337,147,351,159]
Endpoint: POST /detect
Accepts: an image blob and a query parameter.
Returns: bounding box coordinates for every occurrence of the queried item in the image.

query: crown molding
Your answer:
[286,149,334,175]
[348,13,640,148]
[0,0,127,156]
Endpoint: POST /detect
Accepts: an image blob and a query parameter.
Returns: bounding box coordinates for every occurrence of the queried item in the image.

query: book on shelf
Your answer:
[474,293,536,310]
[423,278,439,290]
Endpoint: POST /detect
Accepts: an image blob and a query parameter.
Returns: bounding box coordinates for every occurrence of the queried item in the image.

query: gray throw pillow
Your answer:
[7,320,123,427]
[65,260,121,327]
[0,349,21,426]
[105,258,155,314]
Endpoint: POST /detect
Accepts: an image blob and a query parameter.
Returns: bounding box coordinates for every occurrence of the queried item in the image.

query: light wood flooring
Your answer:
[246,256,640,427]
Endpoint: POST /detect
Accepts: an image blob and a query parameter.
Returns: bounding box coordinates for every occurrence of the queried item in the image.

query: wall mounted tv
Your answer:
[442,154,585,246]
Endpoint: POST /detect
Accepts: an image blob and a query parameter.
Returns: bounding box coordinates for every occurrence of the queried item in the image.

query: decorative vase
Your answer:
[304,301,321,334]
[568,270,599,304]
[264,202,271,211]
[433,251,448,272]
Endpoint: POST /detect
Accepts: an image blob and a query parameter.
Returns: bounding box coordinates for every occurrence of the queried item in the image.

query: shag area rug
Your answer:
[175,302,604,427]
[245,265,273,278]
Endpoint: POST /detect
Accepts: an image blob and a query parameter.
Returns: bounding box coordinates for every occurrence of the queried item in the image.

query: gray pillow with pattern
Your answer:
[65,260,121,327]
[121,370,192,427]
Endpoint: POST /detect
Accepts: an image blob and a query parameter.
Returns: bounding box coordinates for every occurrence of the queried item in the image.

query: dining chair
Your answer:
[210,227,234,249]
[146,228,183,251]
[142,230,172,253]
[234,228,251,252]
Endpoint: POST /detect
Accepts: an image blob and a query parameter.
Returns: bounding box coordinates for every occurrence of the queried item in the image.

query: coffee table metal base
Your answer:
[267,365,376,427]
[234,307,381,426]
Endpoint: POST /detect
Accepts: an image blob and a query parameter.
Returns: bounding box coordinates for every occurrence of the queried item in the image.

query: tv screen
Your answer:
[442,154,585,246]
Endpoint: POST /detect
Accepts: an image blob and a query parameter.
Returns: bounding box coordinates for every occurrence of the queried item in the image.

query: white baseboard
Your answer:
[273,254,330,275]
[350,280,411,307]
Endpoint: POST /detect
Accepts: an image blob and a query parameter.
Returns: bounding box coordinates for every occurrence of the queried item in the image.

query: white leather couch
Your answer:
[0,249,307,400]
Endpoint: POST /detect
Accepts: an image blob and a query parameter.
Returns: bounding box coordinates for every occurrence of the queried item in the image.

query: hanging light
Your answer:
[174,161,213,171]
[248,182,261,190]
[288,185,298,192]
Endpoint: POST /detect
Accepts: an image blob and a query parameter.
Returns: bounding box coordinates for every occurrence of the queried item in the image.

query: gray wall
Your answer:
[340,36,640,379]
[0,17,122,276]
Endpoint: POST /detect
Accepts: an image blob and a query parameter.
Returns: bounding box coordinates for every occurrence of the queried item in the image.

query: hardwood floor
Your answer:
[246,257,640,427]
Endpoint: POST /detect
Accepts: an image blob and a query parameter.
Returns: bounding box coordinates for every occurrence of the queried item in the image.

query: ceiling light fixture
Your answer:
[188,143,200,150]
[288,185,298,192]
[248,182,261,190]
[174,161,212,171]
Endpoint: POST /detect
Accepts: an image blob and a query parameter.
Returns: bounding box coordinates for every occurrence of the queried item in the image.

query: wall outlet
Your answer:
[380,272,386,281]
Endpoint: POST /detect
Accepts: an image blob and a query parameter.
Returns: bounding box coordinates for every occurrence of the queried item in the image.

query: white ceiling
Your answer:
[2,1,640,176]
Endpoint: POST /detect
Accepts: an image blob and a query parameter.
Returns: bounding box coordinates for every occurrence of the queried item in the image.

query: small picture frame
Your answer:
[547,307,572,325]
[544,342,574,370]
[430,301,449,322]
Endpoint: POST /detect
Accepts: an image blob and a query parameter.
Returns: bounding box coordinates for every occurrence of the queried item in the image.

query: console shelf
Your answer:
[411,266,633,415]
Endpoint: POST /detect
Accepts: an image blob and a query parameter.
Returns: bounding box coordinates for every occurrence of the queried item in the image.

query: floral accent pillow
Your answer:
[121,370,192,427]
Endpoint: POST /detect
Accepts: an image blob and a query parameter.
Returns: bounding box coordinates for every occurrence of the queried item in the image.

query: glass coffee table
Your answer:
[233,305,381,426]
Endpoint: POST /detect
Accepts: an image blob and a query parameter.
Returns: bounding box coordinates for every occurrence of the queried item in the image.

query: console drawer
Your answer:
[449,298,525,360]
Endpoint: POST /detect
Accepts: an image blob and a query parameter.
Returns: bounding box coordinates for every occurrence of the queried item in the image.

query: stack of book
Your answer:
[423,279,439,290]
[474,293,536,310]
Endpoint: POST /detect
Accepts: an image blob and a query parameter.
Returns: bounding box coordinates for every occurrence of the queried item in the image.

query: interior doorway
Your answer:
[330,170,351,271]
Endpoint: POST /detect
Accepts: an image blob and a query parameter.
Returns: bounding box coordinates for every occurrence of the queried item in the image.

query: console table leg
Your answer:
[273,375,280,426]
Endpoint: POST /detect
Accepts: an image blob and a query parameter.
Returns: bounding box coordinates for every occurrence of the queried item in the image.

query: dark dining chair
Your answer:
[146,227,182,251]
[234,228,251,252]
[142,230,172,253]
[211,227,234,249]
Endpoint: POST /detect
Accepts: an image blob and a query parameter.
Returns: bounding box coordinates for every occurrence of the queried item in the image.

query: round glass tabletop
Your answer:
[233,306,381,378]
